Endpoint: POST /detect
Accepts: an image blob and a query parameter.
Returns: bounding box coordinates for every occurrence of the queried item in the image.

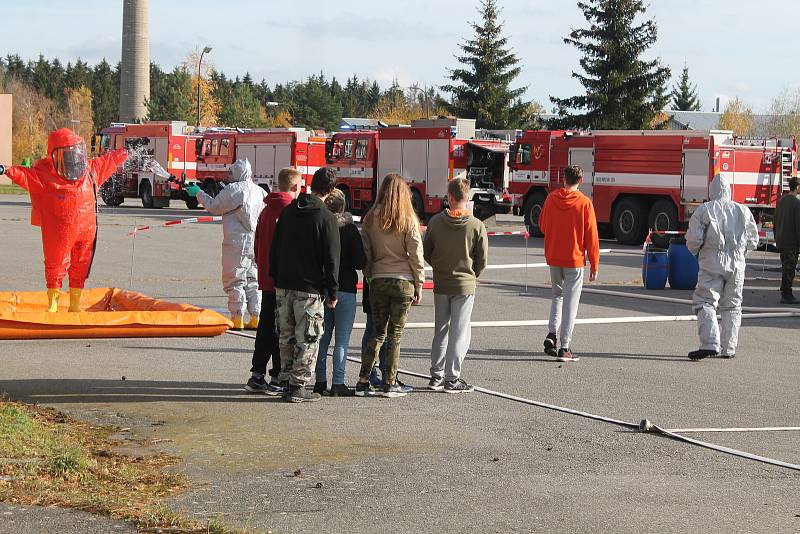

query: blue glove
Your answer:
[185,184,202,198]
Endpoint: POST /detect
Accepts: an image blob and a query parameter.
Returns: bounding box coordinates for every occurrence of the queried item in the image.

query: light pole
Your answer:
[196,46,212,128]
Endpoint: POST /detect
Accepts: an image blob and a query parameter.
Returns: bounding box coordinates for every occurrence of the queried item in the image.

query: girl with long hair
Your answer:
[355,174,425,398]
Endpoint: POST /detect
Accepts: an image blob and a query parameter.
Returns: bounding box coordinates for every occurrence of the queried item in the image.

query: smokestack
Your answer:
[119,0,150,123]
[715,97,720,113]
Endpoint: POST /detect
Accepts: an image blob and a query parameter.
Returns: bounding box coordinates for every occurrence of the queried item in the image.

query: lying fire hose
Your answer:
[226,329,800,472]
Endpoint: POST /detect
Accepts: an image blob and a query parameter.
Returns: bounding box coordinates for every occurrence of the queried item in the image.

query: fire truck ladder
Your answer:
[780,150,794,192]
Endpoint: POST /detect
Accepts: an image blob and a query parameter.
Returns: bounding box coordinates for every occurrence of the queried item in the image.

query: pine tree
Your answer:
[146,67,193,123]
[441,0,530,128]
[670,65,701,111]
[291,75,343,131]
[90,59,119,128]
[550,0,671,129]
[218,82,265,128]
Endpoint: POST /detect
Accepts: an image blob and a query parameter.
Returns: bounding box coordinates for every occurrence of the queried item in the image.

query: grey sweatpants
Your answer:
[429,294,475,382]
[548,267,584,349]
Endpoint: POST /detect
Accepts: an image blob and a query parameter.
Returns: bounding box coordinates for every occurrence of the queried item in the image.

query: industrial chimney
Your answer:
[119,0,150,123]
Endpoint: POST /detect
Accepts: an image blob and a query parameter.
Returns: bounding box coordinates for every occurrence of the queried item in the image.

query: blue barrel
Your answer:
[668,238,699,290]
[642,247,669,290]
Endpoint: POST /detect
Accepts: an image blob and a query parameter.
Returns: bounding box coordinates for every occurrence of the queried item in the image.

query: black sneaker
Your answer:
[543,333,558,357]
[355,382,376,397]
[443,379,474,393]
[556,348,580,362]
[780,294,799,304]
[428,377,444,391]
[688,349,717,361]
[244,376,269,393]
[285,386,322,403]
[381,383,408,398]
[395,379,414,394]
[313,381,327,395]
[265,379,284,396]
[280,381,291,401]
[329,383,353,397]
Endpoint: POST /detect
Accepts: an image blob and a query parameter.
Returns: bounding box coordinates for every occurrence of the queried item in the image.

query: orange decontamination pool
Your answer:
[0,288,232,340]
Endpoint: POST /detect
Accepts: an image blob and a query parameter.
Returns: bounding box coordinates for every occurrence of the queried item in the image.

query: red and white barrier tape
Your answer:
[129,216,222,235]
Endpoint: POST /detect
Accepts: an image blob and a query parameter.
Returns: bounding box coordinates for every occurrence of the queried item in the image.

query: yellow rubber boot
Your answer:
[231,316,245,330]
[68,288,82,313]
[46,289,60,313]
[245,316,260,330]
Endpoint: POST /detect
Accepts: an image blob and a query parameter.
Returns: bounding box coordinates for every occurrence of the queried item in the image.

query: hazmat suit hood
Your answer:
[709,174,731,202]
[686,173,759,274]
[47,128,88,183]
[550,188,584,210]
[227,159,252,183]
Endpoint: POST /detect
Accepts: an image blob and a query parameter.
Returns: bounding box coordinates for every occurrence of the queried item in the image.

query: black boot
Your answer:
[313,381,327,395]
[780,293,798,304]
[688,349,717,361]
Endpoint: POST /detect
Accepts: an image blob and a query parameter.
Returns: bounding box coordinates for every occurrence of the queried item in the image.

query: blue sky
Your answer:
[1,0,796,112]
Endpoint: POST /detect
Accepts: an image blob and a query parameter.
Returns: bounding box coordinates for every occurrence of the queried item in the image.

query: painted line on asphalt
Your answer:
[225,330,800,472]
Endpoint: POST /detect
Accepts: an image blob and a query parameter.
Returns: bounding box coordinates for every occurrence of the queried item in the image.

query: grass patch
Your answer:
[0,184,27,195]
[0,397,260,533]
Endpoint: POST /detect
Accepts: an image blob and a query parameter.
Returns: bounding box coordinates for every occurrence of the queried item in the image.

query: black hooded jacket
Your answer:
[269,193,340,300]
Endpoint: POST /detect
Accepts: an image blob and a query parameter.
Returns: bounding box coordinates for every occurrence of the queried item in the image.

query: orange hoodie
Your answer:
[538,188,600,272]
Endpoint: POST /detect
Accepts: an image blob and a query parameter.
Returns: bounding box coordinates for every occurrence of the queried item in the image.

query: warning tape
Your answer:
[129,216,222,235]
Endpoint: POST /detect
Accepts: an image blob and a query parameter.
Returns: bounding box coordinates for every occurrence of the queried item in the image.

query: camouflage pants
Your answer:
[276,289,325,387]
[358,278,415,384]
[780,248,799,296]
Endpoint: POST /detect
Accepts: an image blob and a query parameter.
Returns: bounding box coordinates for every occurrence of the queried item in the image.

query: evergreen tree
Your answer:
[550,0,671,129]
[670,64,701,111]
[441,0,530,128]
[146,67,193,123]
[292,75,342,131]
[367,81,382,113]
[218,82,265,128]
[90,59,119,128]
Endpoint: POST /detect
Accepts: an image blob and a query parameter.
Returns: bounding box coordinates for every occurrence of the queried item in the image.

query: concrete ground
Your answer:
[1,194,799,534]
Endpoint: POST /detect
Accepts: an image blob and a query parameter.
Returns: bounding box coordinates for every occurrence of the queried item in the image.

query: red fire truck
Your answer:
[95,121,201,209]
[326,119,512,219]
[195,128,327,194]
[508,129,798,244]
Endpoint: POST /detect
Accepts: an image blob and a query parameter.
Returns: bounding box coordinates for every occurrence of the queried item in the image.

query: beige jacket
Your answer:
[363,221,425,287]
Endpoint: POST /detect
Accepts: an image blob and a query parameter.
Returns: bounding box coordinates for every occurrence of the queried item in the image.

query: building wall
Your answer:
[0,94,11,184]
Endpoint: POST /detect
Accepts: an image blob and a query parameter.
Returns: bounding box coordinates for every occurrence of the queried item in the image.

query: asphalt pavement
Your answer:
[1,195,798,534]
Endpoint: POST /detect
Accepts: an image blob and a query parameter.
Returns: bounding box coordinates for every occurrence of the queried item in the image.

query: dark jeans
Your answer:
[780,248,799,296]
[358,278,414,384]
[250,291,281,378]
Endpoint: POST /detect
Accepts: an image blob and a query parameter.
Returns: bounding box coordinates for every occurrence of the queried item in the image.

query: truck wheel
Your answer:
[184,196,200,210]
[140,181,154,209]
[523,192,546,237]
[100,179,124,207]
[613,197,648,245]
[648,199,678,233]
[411,189,425,221]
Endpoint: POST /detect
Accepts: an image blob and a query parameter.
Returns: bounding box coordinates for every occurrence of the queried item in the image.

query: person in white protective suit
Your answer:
[186,160,267,330]
[686,174,759,360]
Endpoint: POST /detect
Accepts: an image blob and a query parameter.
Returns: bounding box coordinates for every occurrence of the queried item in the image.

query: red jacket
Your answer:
[254,192,294,291]
[539,188,600,272]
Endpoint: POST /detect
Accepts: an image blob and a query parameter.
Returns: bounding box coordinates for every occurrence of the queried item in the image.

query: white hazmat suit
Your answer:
[196,159,267,320]
[686,174,759,357]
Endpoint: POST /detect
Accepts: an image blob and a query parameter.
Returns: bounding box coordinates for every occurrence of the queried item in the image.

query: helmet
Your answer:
[48,129,88,182]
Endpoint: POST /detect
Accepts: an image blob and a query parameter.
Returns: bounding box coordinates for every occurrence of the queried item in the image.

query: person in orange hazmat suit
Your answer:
[0,128,129,312]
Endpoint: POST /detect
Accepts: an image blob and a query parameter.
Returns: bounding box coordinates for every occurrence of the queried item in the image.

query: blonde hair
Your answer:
[364,174,418,235]
[277,167,302,191]
[325,187,345,214]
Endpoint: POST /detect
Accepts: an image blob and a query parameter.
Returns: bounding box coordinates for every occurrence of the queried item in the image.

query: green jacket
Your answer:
[774,193,800,249]
[423,210,488,295]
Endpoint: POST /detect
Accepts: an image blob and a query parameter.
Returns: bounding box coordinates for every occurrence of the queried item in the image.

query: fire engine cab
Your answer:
[326,118,512,220]
[508,129,798,245]
[195,128,327,195]
[95,121,201,209]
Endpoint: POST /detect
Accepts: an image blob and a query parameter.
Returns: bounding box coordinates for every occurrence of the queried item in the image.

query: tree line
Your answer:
[2,0,798,165]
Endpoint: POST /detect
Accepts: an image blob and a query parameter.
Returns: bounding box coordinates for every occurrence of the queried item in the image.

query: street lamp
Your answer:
[196,46,212,128]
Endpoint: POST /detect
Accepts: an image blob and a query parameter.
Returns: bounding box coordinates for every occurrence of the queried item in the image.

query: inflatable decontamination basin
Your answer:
[0,288,232,340]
